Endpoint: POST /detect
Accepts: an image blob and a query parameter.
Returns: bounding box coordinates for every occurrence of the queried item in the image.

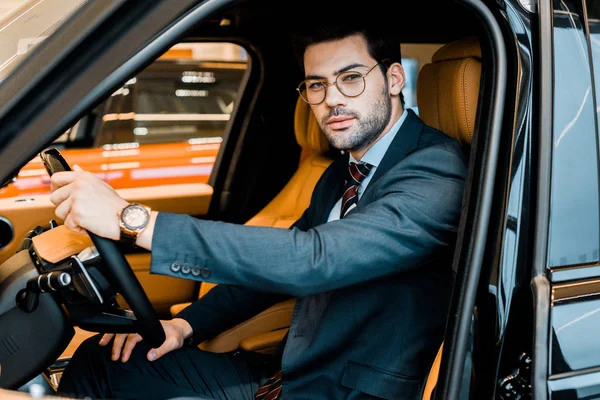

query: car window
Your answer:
[401,43,445,115]
[0,0,89,83]
[0,42,249,199]
[547,0,600,268]
[95,43,247,147]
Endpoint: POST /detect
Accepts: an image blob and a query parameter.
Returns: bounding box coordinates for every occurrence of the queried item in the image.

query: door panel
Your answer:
[0,183,212,310]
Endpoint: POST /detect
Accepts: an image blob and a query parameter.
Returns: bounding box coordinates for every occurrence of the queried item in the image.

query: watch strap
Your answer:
[120,229,138,248]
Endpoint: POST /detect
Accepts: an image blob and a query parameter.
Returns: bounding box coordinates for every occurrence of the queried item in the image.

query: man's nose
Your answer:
[323,82,347,107]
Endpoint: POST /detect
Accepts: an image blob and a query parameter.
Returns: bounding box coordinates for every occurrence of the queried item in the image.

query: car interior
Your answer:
[0,0,503,398]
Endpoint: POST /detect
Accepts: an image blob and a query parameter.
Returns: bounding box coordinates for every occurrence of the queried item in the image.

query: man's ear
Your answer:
[388,63,405,96]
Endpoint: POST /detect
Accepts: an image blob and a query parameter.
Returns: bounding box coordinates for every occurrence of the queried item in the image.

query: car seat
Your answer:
[416,35,481,399]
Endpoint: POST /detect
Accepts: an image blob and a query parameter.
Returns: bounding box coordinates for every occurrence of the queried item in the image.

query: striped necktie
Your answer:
[254,370,283,400]
[340,162,373,218]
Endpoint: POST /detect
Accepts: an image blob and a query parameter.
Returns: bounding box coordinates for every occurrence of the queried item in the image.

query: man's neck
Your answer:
[349,107,404,161]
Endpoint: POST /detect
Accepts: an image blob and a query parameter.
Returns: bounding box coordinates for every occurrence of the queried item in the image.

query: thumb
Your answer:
[147,341,174,362]
[72,164,84,171]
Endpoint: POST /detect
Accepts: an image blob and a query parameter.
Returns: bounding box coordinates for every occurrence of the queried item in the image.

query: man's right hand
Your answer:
[99,318,193,362]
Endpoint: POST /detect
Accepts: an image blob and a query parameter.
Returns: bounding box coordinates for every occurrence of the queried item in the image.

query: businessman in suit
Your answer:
[49,21,468,400]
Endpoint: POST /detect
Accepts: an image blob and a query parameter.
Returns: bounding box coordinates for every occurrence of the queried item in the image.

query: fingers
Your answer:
[63,213,85,234]
[49,183,73,208]
[54,196,72,221]
[50,171,81,192]
[98,333,115,346]
[72,164,84,171]
[147,323,182,362]
[147,341,172,362]
[120,334,143,363]
[110,334,128,361]
[102,333,143,363]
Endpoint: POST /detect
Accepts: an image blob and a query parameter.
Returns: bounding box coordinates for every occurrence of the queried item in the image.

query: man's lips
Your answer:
[327,116,355,130]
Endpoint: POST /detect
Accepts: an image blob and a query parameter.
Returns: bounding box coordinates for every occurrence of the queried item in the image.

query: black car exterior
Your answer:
[0,0,599,399]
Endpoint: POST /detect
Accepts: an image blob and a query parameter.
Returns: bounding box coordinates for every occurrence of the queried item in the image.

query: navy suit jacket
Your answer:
[150,109,468,399]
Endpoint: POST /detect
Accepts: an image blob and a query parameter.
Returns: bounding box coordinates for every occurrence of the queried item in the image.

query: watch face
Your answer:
[121,204,149,230]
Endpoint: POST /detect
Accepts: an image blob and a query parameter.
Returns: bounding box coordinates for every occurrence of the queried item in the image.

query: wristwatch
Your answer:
[118,203,151,247]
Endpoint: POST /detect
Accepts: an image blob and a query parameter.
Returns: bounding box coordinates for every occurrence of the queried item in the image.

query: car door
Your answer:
[532,0,600,398]
[0,41,249,315]
[0,0,249,316]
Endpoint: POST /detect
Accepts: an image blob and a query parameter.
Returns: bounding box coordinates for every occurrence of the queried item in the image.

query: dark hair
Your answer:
[291,21,404,105]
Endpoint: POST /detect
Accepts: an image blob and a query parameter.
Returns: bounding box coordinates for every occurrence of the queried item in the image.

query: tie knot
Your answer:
[347,162,373,185]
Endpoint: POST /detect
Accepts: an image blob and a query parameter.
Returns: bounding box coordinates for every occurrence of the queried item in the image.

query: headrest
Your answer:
[432,36,481,63]
[294,97,330,153]
[417,36,481,146]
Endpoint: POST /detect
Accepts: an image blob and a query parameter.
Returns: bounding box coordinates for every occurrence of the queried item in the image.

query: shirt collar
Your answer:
[349,108,409,167]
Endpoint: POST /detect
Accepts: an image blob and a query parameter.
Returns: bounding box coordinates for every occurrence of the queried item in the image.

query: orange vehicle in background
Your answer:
[0,139,221,198]
[0,43,247,199]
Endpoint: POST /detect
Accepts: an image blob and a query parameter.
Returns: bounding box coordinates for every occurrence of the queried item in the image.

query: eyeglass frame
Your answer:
[296,59,390,105]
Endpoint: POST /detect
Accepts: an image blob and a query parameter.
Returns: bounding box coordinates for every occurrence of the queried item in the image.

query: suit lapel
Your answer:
[369,109,424,185]
[355,109,425,211]
[315,154,348,225]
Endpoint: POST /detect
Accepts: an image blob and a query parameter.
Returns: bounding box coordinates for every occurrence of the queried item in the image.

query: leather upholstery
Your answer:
[293,95,330,161]
[417,35,481,146]
[198,299,295,353]
[170,98,334,353]
[422,343,443,400]
[239,328,289,354]
[418,37,480,400]
[32,225,92,264]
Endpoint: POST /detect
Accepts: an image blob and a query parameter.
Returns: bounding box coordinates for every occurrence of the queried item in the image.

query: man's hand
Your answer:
[99,318,193,362]
[49,165,129,240]
[0,389,32,399]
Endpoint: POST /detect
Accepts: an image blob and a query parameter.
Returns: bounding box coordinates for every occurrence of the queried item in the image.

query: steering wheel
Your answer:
[40,148,166,348]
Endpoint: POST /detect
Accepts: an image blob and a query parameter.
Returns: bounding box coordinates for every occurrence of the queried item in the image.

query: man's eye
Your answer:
[341,72,362,83]
[308,81,325,91]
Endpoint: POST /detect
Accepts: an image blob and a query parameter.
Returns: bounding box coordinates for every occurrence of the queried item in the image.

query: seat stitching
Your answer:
[435,68,441,130]
[460,59,470,140]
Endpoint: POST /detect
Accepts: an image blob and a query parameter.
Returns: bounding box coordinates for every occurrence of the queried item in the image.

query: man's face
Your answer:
[303,34,392,152]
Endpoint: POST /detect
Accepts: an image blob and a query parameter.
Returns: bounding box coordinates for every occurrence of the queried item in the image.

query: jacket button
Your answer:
[191,266,201,276]
[201,267,211,278]
[170,262,181,272]
[181,264,191,274]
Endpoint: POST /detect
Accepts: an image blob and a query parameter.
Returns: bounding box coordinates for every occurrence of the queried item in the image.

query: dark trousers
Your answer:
[57,335,278,400]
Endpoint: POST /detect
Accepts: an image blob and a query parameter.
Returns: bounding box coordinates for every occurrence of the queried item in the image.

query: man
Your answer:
[49,21,467,400]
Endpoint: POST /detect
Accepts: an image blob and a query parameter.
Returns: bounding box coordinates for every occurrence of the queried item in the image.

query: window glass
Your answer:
[96,43,248,146]
[400,43,445,115]
[547,0,600,267]
[0,0,89,83]
[551,298,600,374]
[401,57,418,114]
[0,42,249,199]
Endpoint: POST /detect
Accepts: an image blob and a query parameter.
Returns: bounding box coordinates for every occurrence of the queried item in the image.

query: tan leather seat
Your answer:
[416,35,481,399]
[169,97,334,354]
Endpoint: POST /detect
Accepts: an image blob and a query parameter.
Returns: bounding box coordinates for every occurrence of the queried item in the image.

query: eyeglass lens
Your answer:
[299,71,366,104]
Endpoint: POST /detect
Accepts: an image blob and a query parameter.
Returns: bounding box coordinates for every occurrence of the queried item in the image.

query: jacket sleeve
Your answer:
[167,192,318,342]
[150,144,467,297]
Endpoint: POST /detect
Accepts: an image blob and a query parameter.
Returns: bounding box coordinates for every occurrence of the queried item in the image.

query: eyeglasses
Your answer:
[296,60,387,105]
